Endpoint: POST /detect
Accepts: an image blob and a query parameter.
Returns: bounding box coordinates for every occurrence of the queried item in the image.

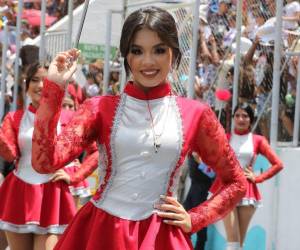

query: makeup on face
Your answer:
[234,108,251,132]
[62,97,75,111]
[27,67,47,107]
[126,28,173,92]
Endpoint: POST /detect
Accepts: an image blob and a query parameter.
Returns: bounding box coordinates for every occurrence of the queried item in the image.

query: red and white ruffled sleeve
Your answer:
[32,79,99,173]
[254,137,283,183]
[0,112,19,162]
[188,107,247,233]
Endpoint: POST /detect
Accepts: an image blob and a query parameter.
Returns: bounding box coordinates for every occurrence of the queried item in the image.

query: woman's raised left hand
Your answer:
[155,195,192,233]
[47,48,80,88]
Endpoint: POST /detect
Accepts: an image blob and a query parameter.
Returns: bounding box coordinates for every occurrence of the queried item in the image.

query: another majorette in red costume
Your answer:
[0,63,76,250]
[32,7,247,250]
[0,63,97,250]
[210,103,283,250]
[59,95,92,202]
[51,107,96,208]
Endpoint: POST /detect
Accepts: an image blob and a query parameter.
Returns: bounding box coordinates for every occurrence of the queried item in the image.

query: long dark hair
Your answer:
[25,61,50,91]
[233,103,255,124]
[25,61,49,91]
[120,6,182,75]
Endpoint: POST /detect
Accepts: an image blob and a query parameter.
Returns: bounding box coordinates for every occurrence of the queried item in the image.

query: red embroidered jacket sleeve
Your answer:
[85,142,98,156]
[32,79,100,173]
[70,144,99,184]
[254,137,283,183]
[188,107,247,233]
[0,112,19,162]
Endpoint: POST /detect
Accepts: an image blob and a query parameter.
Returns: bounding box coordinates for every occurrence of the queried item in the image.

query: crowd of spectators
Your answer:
[0,0,89,119]
[191,0,300,142]
[0,0,85,41]
[0,0,300,144]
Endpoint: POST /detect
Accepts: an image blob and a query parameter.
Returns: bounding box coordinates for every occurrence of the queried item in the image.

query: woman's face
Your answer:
[126,28,173,91]
[27,67,47,107]
[62,96,75,111]
[233,108,251,132]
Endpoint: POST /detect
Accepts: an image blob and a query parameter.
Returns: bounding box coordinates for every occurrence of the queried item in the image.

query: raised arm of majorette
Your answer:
[0,112,20,162]
[70,149,99,185]
[32,79,99,173]
[47,49,80,89]
[188,106,247,233]
[254,136,283,183]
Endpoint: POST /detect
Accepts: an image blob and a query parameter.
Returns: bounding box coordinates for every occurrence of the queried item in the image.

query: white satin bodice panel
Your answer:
[95,94,182,220]
[230,133,254,169]
[14,109,53,184]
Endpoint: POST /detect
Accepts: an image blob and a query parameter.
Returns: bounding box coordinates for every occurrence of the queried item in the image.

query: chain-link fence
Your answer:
[243,0,300,145]
[193,0,300,145]
[165,2,195,96]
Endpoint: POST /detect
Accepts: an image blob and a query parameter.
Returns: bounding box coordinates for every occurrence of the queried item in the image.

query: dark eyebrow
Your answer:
[154,43,169,48]
[130,43,167,48]
[153,43,167,48]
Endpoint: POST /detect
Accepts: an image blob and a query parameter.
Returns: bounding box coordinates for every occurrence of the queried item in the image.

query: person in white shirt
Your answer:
[20,30,35,47]
[84,72,100,98]
[283,0,300,30]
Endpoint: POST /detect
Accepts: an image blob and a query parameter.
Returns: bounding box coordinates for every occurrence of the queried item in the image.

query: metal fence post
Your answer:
[270,0,283,147]
[39,0,47,64]
[293,53,300,146]
[67,0,74,49]
[270,2,284,249]
[187,0,200,99]
[231,0,242,131]
[0,23,8,121]
[12,0,23,111]
[103,10,112,95]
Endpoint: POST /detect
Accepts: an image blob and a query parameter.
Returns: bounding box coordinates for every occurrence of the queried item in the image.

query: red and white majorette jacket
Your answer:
[32,79,247,233]
[0,105,98,185]
[228,130,283,183]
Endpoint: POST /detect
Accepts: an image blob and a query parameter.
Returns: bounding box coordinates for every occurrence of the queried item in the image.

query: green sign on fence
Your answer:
[78,43,117,62]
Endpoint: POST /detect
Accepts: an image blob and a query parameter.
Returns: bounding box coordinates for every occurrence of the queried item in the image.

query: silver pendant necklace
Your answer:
[146,94,171,153]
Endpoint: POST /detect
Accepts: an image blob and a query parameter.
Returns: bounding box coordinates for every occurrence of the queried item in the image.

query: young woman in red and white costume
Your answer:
[31,7,247,250]
[0,62,98,250]
[210,103,283,250]
[0,62,76,250]
[56,94,92,207]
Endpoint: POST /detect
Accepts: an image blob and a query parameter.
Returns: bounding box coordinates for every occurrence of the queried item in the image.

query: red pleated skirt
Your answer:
[55,201,193,250]
[64,165,91,198]
[0,172,76,234]
[210,178,262,207]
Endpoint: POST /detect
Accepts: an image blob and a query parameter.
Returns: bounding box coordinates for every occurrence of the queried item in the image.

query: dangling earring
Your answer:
[170,64,174,74]
[168,67,174,83]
